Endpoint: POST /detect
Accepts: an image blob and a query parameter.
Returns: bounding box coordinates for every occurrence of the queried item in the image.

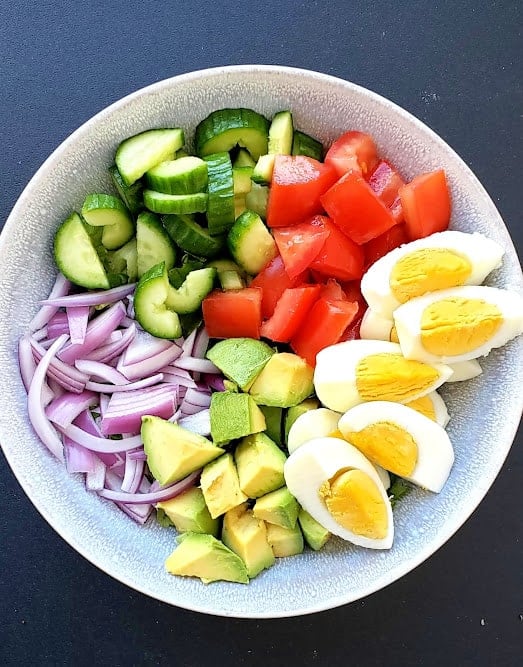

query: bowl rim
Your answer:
[1,64,522,618]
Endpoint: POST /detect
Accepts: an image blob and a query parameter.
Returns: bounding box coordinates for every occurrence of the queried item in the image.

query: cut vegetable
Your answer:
[165,267,217,314]
[245,183,269,219]
[292,130,323,160]
[268,110,293,155]
[202,288,263,339]
[143,189,208,215]
[109,165,143,216]
[163,214,225,259]
[136,211,176,278]
[133,262,182,339]
[81,194,135,250]
[227,210,277,275]
[195,108,269,160]
[115,128,185,186]
[204,152,235,235]
[251,154,276,186]
[145,156,208,195]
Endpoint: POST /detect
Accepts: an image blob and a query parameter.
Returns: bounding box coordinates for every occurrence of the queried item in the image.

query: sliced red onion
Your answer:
[183,387,211,408]
[100,386,177,436]
[72,410,121,469]
[192,327,210,359]
[86,372,164,394]
[120,328,174,366]
[27,334,69,460]
[66,305,90,345]
[160,369,198,389]
[121,454,145,494]
[31,337,88,392]
[178,409,211,437]
[47,376,66,399]
[40,283,136,308]
[46,390,98,430]
[118,345,182,381]
[202,373,226,392]
[127,449,147,461]
[32,327,50,342]
[64,437,99,474]
[19,335,37,392]
[181,328,198,356]
[120,316,136,328]
[57,422,142,453]
[98,469,200,504]
[83,324,135,363]
[29,273,71,332]
[74,359,128,385]
[104,470,152,524]
[99,393,110,417]
[173,356,220,374]
[47,311,69,339]
[86,456,106,491]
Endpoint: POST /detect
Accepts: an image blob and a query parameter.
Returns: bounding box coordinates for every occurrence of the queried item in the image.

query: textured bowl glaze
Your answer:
[1,66,522,618]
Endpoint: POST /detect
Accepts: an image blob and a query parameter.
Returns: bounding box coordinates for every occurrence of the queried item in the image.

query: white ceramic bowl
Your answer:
[1,65,522,618]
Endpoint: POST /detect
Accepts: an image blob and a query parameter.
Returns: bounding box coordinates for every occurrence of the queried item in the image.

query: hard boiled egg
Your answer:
[287,408,341,454]
[404,390,449,427]
[447,359,482,382]
[361,231,503,318]
[284,437,394,549]
[338,401,454,493]
[314,339,453,413]
[393,285,523,364]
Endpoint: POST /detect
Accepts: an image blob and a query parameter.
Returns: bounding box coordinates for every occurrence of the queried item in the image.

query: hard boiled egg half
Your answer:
[338,401,454,493]
[361,230,503,318]
[284,437,394,549]
[314,339,453,413]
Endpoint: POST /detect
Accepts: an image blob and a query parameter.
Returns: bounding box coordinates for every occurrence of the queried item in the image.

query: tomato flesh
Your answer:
[309,216,365,281]
[202,288,262,339]
[363,223,409,269]
[272,217,329,280]
[266,155,338,227]
[250,255,308,319]
[325,131,378,178]
[260,285,321,343]
[399,169,451,240]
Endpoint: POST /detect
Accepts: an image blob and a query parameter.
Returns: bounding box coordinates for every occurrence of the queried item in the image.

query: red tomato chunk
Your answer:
[399,169,451,241]
[272,217,329,280]
[260,285,321,343]
[202,288,262,339]
[325,131,378,178]
[309,216,364,281]
[250,255,308,319]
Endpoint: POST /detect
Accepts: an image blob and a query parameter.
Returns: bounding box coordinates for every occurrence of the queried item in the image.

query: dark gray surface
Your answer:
[1,2,521,665]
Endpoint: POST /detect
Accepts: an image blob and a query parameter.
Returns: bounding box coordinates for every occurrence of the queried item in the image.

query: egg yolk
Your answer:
[319,468,388,539]
[420,297,503,355]
[390,248,472,303]
[390,325,399,343]
[343,422,418,477]
[404,395,436,421]
[355,353,441,402]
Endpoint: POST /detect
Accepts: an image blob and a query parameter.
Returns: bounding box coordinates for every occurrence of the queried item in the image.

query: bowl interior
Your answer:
[1,66,522,617]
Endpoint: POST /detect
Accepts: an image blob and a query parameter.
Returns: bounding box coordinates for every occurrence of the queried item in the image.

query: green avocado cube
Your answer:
[200,453,248,519]
[298,509,331,551]
[266,522,304,558]
[260,405,283,447]
[157,486,219,537]
[222,503,275,578]
[252,486,300,529]
[206,337,274,390]
[248,353,314,408]
[235,433,287,498]
[210,391,266,445]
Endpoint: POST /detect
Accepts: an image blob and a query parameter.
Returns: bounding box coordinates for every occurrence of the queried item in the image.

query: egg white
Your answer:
[287,408,341,454]
[447,359,482,382]
[360,308,396,341]
[405,390,449,427]
[284,437,394,549]
[361,231,504,318]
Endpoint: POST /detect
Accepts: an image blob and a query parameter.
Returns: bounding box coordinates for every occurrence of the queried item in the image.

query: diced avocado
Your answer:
[142,416,223,486]
[248,353,314,408]
[200,453,248,519]
[165,532,249,584]
[206,338,274,391]
[223,379,239,392]
[259,405,283,448]
[298,508,331,551]
[253,486,300,530]
[266,522,304,558]
[209,391,266,445]
[235,433,286,498]
[222,502,275,578]
[157,486,219,536]
[284,397,320,443]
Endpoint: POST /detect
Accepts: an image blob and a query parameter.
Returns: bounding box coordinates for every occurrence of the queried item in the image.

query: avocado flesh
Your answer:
[266,522,304,557]
[206,337,274,390]
[157,486,219,536]
[253,486,300,530]
[259,405,283,447]
[222,503,275,578]
[284,398,320,444]
[235,433,287,498]
[248,352,314,408]
[298,509,331,551]
[200,452,248,519]
[210,391,266,445]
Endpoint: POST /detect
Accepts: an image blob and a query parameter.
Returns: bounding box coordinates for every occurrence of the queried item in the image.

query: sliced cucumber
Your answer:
[136,211,176,278]
[251,154,275,186]
[233,166,253,195]
[268,110,293,155]
[115,128,184,186]
[54,212,110,289]
[81,194,135,250]
[234,194,247,220]
[109,165,143,216]
[143,189,208,215]
[233,148,256,168]
[163,214,225,258]
[208,258,246,290]
[292,130,323,160]
[168,256,206,289]
[164,267,217,314]
[195,109,269,160]
[227,210,277,275]
[109,238,138,282]
[145,156,208,195]
[176,149,189,158]
[245,183,269,219]
[133,262,182,339]
[204,152,235,235]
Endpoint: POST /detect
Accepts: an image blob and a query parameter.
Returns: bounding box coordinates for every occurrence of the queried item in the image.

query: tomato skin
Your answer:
[362,223,409,269]
[320,171,398,244]
[368,159,405,220]
[266,155,338,227]
[309,216,365,281]
[325,131,379,178]
[202,288,262,339]
[399,169,451,240]
[290,297,359,367]
[260,285,321,343]
[250,255,308,319]
[272,217,329,280]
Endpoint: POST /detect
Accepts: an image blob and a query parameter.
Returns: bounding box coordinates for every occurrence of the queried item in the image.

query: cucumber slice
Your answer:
[245,183,269,219]
[204,152,235,235]
[54,212,110,289]
[136,211,176,278]
[115,128,184,186]
[109,165,144,216]
[208,259,246,290]
[233,148,256,168]
[233,167,253,195]
[145,157,208,195]
[268,110,293,155]
[227,210,277,275]
[81,194,135,250]
[163,214,225,259]
[133,262,182,339]
[251,155,275,186]
[143,190,208,215]
[292,130,323,160]
[195,109,269,160]
[234,194,247,220]
[165,267,217,314]
[176,149,189,158]
[109,238,138,282]
[168,256,206,289]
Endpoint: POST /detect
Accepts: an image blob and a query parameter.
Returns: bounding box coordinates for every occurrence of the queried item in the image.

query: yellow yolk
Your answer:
[319,468,388,539]
[404,395,437,421]
[355,353,441,403]
[344,422,418,477]
[329,429,344,439]
[390,326,399,343]
[390,248,472,304]
[421,297,503,355]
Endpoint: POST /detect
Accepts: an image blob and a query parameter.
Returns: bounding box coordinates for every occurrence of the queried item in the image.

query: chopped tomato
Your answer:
[272,217,329,280]
[290,297,359,366]
[250,255,308,319]
[399,169,451,240]
[390,195,403,223]
[309,216,365,281]
[320,171,398,245]
[340,280,367,316]
[260,285,321,343]
[368,160,405,225]
[363,223,409,269]
[325,131,378,178]
[318,278,345,301]
[202,288,262,339]
[338,312,365,342]
[266,155,338,227]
